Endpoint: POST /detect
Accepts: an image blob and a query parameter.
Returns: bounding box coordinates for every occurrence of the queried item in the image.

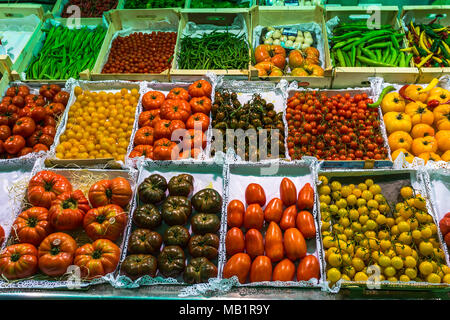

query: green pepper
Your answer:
[188,233,220,260]
[168,174,194,197]
[138,174,168,204]
[161,196,192,226]
[183,257,218,284]
[121,254,157,279]
[163,225,191,248]
[191,189,223,214]
[128,229,162,255]
[133,204,162,230]
[356,56,395,67]
[368,85,395,108]
[158,245,186,278]
[191,213,220,235]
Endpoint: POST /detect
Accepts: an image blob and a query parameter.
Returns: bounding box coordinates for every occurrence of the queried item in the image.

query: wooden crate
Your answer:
[0,3,45,20]
[88,9,179,81]
[250,5,332,88]
[10,17,107,82]
[402,5,450,83]
[170,8,252,80]
[326,5,419,88]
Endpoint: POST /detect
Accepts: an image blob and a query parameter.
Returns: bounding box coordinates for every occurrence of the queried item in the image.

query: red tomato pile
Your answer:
[223,178,321,284]
[439,213,450,248]
[286,91,389,161]
[0,171,133,280]
[130,79,212,160]
[0,84,69,159]
[102,32,177,74]
[61,0,118,18]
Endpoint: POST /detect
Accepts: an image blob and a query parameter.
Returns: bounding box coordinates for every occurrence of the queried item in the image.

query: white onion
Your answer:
[288,36,296,41]
[264,38,273,45]
[273,39,281,45]
[295,36,304,43]
[297,30,303,37]
[304,31,312,38]
[301,43,310,49]
[280,35,287,42]
[272,30,282,39]
[286,40,294,47]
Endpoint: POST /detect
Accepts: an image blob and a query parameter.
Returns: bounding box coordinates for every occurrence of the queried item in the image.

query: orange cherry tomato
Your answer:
[284,227,307,261]
[264,198,283,223]
[279,205,297,230]
[245,229,264,259]
[249,256,272,283]
[245,183,266,207]
[227,199,245,228]
[223,253,251,284]
[243,204,264,230]
[280,177,297,207]
[225,227,245,256]
[272,258,296,281]
[296,210,316,239]
[265,221,284,262]
[297,183,314,210]
[297,255,320,281]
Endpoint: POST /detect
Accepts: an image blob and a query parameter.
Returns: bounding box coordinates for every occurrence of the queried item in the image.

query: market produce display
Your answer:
[223,179,320,284]
[26,25,106,80]
[102,32,177,74]
[380,79,450,163]
[60,0,118,18]
[319,175,450,285]
[406,21,450,68]
[0,84,69,159]
[330,21,411,68]
[129,80,212,160]
[254,28,324,77]
[189,0,250,8]
[121,173,222,283]
[55,86,140,161]
[177,31,250,70]
[124,0,185,8]
[211,90,286,160]
[286,90,389,161]
[0,170,132,281]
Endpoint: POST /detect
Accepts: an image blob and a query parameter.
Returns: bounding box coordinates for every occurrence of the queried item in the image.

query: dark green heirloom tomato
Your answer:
[161,196,192,226]
[128,228,162,255]
[138,174,168,204]
[168,174,194,197]
[163,225,190,248]
[133,204,162,229]
[188,233,219,260]
[183,257,218,284]
[191,213,220,235]
[157,245,185,278]
[121,254,157,279]
[191,188,223,214]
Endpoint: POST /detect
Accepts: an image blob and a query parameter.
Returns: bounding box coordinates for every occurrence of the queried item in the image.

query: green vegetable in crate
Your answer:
[188,233,220,260]
[25,25,106,80]
[183,257,218,284]
[177,31,250,70]
[168,174,194,197]
[161,196,192,226]
[329,21,409,68]
[124,0,185,8]
[128,229,163,255]
[138,174,168,204]
[121,254,158,279]
[190,0,250,8]
[158,245,186,278]
[133,204,162,230]
[191,188,223,214]
[191,213,221,235]
[163,225,190,248]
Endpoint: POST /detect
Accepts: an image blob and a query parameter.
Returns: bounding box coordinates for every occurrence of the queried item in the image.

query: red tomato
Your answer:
[243,204,264,230]
[272,259,296,281]
[245,229,264,259]
[265,221,284,262]
[284,228,307,261]
[297,183,314,210]
[297,255,320,281]
[280,178,297,206]
[296,210,316,239]
[264,198,283,223]
[225,227,245,256]
[0,225,4,246]
[245,183,266,206]
[227,199,245,228]
[249,256,272,283]
[279,205,297,230]
[223,253,251,284]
